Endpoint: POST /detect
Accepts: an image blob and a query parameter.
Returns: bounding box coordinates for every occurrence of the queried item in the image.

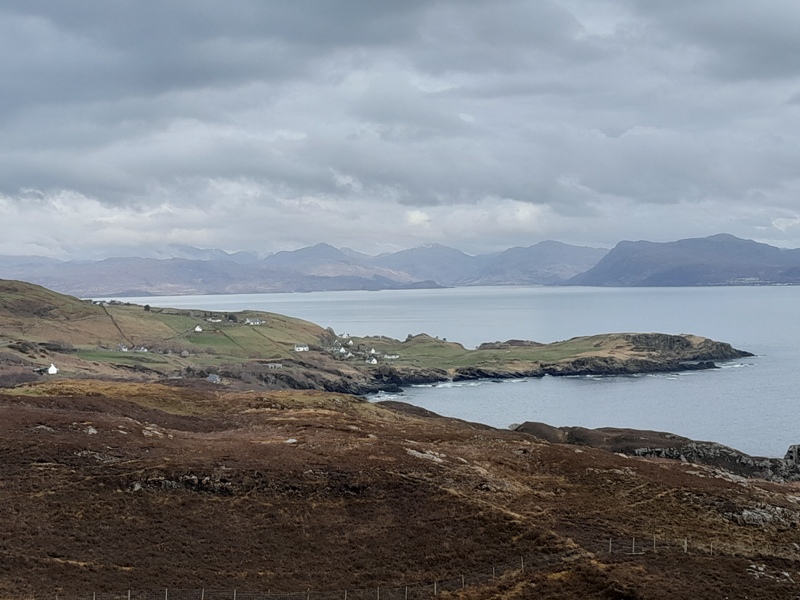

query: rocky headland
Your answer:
[514,422,800,483]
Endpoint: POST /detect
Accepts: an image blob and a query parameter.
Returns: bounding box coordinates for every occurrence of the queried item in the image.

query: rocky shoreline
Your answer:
[216,334,754,396]
[368,335,752,393]
[514,421,800,483]
[451,357,722,382]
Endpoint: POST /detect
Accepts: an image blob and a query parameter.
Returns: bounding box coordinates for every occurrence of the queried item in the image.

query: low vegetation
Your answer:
[0,281,750,394]
[0,280,788,598]
[1,379,798,598]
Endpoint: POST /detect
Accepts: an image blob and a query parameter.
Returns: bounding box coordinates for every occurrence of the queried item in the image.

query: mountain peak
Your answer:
[569,234,800,286]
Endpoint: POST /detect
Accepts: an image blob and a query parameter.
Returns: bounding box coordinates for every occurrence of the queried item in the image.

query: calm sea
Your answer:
[115,286,800,458]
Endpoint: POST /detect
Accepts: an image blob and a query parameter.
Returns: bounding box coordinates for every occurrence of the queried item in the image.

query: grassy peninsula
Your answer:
[0,280,750,393]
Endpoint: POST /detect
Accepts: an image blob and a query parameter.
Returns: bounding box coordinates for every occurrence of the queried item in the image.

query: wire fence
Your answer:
[45,551,576,600]
[601,532,800,560]
[40,533,800,600]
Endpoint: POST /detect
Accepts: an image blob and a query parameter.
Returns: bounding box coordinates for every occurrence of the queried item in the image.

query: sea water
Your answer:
[114,286,800,457]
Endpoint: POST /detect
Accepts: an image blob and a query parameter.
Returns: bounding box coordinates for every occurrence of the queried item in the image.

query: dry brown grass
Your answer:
[0,379,797,598]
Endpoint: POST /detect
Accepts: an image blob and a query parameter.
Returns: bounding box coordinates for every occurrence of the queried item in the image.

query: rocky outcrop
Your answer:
[623,333,753,361]
[372,365,450,387]
[477,340,545,350]
[453,366,544,381]
[453,357,720,382]
[515,422,800,483]
[540,356,720,376]
[630,442,800,483]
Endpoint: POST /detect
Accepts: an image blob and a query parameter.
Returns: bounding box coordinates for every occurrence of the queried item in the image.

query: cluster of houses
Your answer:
[203,316,265,326]
[316,333,401,365]
[111,343,190,358]
[92,300,125,307]
[116,344,149,353]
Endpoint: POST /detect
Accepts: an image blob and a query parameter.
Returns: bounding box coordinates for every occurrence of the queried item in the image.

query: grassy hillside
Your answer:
[0,280,333,378]
[0,280,750,392]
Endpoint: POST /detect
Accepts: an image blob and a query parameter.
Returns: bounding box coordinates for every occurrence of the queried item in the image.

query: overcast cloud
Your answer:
[2,0,800,258]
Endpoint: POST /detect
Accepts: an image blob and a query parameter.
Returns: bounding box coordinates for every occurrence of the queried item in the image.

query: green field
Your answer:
[0,280,726,383]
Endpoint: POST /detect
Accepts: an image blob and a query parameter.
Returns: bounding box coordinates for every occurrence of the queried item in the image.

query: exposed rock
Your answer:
[477,339,544,350]
[727,504,800,528]
[453,366,543,381]
[373,365,449,386]
[630,442,800,483]
[515,422,800,483]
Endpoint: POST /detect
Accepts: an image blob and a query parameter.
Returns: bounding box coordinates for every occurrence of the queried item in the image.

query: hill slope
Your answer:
[568,234,800,286]
[466,241,608,285]
[0,381,799,598]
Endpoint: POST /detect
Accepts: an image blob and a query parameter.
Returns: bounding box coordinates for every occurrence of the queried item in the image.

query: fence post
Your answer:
[165,589,168,600]
[434,581,437,596]
[684,539,688,553]
[201,589,205,600]
[632,537,635,554]
[608,538,612,554]
[233,589,237,600]
[462,574,465,589]
[520,556,525,572]
[405,585,408,599]
[344,590,347,600]
[376,586,379,599]
[653,534,656,553]
[128,590,131,600]
[492,566,496,579]
[710,543,714,556]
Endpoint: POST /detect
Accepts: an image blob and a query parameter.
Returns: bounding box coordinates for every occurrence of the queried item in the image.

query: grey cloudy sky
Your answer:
[2,0,800,258]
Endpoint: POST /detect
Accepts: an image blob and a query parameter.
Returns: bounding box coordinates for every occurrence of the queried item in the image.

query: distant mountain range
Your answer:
[0,241,606,297]
[2,234,800,297]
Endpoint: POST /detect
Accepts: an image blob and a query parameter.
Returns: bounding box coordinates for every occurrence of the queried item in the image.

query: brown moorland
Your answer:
[0,379,799,599]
